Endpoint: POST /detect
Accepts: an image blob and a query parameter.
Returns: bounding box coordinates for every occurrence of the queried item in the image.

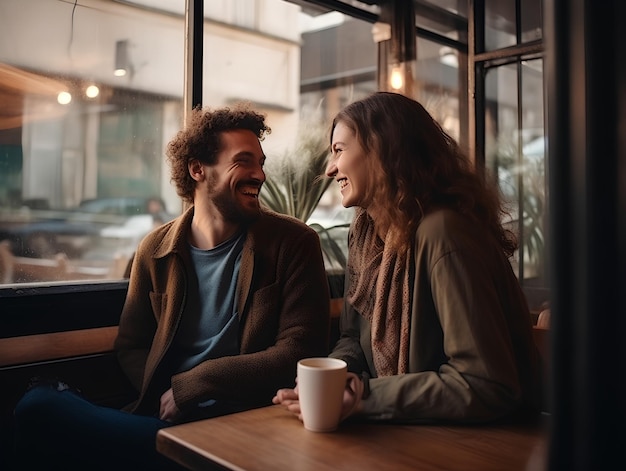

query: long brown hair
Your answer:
[331,92,517,257]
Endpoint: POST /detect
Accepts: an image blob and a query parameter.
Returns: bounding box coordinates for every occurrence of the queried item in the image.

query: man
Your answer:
[14,104,331,470]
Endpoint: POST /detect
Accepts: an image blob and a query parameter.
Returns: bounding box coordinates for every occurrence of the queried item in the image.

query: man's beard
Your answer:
[210,184,261,224]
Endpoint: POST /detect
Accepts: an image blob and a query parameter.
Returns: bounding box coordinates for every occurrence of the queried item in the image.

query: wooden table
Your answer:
[157,405,548,471]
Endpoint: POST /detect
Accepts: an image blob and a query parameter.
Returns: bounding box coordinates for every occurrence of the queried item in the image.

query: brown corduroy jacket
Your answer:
[114,206,330,421]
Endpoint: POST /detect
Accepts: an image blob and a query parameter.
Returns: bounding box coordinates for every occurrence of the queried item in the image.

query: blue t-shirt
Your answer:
[171,230,245,374]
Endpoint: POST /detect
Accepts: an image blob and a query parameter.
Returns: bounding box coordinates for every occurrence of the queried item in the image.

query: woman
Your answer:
[274,92,543,423]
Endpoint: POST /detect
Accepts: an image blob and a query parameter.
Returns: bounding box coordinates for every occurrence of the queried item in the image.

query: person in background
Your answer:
[14,103,330,470]
[146,196,172,227]
[274,92,543,424]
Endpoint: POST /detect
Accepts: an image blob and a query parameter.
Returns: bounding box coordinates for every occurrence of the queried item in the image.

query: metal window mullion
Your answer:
[184,0,203,126]
[516,60,525,280]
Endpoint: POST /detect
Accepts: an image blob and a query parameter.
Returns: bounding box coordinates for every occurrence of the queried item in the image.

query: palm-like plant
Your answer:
[260,126,350,272]
[260,132,331,222]
[494,136,546,279]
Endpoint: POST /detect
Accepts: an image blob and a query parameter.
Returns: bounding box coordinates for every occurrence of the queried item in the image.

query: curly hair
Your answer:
[166,103,271,203]
[331,92,517,257]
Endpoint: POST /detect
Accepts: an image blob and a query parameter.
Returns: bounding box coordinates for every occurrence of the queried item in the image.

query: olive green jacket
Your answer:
[331,209,543,423]
[115,206,330,420]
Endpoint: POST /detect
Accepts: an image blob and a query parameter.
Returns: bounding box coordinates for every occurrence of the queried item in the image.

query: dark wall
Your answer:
[545,0,626,469]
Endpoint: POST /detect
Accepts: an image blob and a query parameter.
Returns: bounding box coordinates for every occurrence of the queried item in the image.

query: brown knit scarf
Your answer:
[346,209,412,376]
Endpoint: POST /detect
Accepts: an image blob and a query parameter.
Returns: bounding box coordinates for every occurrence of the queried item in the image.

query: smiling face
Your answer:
[326,121,377,209]
[197,128,266,224]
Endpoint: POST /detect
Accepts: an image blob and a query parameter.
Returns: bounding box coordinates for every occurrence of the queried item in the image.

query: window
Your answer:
[0,0,467,287]
[485,60,545,282]
[0,0,186,283]
[474,0,548,310]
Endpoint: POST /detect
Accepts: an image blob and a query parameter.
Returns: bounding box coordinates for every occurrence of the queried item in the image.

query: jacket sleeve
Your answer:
[114,241,158,393]
[358,248,527,423]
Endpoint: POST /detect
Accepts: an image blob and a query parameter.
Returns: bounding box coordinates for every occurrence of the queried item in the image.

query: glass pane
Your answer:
[415,0,468,41]
[419,0,468,18]
[485,64,520,273]
[520,59,546,283]
[0,0,185,284]
[485,0,516,50]
[485,64,518,217]
[484,60,548,303]
[0,0,465,286]
[415,37,461,142]
[521,0,543,43]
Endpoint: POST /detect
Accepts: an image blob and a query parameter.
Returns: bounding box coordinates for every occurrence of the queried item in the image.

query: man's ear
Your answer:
[188,159,204,181]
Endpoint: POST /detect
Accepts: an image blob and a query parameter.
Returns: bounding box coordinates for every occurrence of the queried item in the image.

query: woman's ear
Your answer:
[188,159,204,182]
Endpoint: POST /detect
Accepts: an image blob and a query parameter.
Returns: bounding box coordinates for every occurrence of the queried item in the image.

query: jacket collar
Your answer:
[151,204,264,315]
[151,203,273,252]
[152,205,195,259]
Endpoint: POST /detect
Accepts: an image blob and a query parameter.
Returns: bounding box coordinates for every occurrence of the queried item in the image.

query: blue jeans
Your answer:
[13,385,185,470]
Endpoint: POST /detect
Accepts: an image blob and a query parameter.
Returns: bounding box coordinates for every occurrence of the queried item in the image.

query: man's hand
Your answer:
[159,388,181,422]
[272,384,303,420]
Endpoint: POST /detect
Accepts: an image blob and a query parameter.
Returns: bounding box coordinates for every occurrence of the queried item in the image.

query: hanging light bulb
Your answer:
[378,0,416,96]
[390,64,404,90]
[85,85,100,98]
[57,91,72,105]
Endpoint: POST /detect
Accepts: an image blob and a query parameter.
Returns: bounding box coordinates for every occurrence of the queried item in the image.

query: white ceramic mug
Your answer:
[297,357,347,432]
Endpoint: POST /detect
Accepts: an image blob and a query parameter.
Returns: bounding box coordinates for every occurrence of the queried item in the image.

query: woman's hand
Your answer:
[273,372,365,422]
[341,372,365,419]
